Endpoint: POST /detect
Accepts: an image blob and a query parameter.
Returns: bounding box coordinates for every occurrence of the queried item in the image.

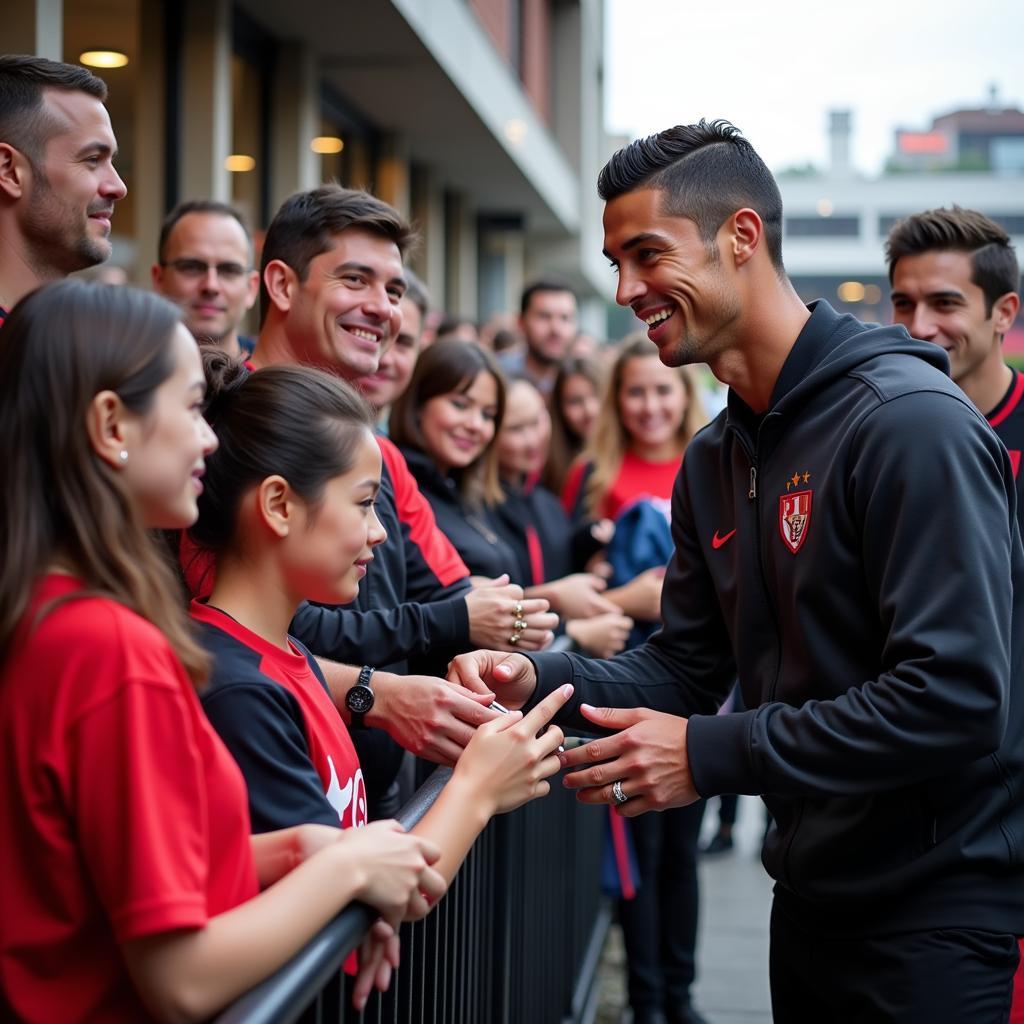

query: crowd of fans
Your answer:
[5,50,1024,1024]
[0,53,720,1024]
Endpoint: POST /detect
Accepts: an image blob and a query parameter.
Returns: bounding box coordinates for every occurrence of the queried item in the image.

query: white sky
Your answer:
[604,0,1024,176]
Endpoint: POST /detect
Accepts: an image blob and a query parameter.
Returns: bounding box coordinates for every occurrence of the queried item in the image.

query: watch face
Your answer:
[347,685,374,714]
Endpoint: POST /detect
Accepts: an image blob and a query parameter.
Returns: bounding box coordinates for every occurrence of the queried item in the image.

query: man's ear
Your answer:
[244,269,260,312]
[728,208,764,269]
[992,291,1021,336]
[262,260,297,315]
[255,474,296,538]
[0,142,30,202]
[85,390,131,469]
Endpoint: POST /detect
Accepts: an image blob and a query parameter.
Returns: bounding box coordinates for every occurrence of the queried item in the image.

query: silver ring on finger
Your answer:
[612,780,629,806]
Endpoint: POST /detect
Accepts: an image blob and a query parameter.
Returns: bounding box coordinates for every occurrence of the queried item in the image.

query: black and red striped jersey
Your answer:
[987,368,1024,530]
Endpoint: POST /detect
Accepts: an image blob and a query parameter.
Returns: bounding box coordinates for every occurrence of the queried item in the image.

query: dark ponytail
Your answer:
[190,356,375,554]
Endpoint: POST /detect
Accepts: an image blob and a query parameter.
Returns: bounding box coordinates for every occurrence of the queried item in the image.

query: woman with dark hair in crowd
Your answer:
[542,355,603,496]
[563,333,711,1024]
[0,280,448,1023]
[494,376,633,659]
[391,340,621,629]
[186,351,570,966]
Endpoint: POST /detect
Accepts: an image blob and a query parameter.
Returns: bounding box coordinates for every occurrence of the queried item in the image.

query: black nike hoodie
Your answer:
[527,300,1024,934]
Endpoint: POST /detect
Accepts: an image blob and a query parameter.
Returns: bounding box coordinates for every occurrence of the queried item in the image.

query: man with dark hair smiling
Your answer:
[888,207,1022,499]
[0,54,126,321]
[251,185,556,794]
[451,120,1024,1022]
[499,278,578,395]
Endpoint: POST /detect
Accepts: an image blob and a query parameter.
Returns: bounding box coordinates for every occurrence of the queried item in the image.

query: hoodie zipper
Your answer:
[733,421,801,888]
[731,430,783,700]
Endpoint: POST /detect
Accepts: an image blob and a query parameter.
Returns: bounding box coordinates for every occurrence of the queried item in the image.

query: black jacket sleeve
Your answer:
[290,594,469,667]
[523,448,736,726]
[201,682,339,833]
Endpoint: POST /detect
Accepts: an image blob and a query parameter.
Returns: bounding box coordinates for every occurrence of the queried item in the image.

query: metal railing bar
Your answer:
[213,769,453,1024]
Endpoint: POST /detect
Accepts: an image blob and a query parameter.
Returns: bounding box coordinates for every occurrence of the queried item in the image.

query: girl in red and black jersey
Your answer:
[186,351,571,930]
[0,281,449,1023]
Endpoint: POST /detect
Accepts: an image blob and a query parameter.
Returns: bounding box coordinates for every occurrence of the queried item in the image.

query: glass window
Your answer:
[785,216,860,239]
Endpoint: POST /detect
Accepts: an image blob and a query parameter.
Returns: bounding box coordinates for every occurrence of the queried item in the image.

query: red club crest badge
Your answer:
[779,489,812,554]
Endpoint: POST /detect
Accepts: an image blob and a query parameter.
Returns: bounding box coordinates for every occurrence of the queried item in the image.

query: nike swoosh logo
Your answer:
[711,528,736,550]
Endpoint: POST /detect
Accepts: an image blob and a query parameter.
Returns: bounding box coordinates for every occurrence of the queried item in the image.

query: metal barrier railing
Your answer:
[214,764,609,1024]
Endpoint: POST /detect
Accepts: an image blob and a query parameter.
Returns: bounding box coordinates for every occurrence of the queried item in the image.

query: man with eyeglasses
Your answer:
[152,199,259,359]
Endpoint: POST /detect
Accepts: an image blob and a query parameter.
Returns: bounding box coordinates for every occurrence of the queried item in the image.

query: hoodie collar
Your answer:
[727,300,950,429]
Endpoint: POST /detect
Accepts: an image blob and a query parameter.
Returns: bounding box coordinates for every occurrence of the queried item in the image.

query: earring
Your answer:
[118,450,128,463]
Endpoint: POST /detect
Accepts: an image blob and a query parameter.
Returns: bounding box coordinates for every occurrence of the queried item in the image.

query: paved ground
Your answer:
[594,796,775,1024]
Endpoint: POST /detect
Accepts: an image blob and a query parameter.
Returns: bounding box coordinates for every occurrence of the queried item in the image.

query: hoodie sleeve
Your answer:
[688,389,1017,799]
[289,596,469,666]
[524,455,736,727]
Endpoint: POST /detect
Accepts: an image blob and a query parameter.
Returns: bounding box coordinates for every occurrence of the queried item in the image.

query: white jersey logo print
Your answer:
[324,756,368,828]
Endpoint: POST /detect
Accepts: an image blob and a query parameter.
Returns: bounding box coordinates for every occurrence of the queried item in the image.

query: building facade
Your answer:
[9,0,614,330]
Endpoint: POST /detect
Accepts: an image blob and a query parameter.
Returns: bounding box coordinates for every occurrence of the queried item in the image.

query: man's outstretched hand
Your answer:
[559,704,698,816]
[446,650,538,710]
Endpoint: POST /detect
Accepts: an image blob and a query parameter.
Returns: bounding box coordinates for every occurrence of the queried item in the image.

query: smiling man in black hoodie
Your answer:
[450,120,1024,1022]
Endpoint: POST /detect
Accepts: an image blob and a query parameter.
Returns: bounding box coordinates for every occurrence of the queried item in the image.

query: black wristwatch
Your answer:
[345,665,375,729]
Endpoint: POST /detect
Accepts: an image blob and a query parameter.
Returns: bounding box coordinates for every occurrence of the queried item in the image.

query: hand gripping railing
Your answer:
[213,757,608,1024]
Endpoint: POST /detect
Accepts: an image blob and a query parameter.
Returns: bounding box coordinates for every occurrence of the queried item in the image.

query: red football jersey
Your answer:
[0,575,259,1022]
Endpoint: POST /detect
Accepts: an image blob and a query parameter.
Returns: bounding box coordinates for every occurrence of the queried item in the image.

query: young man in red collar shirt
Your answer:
[0,55,126,322]
[888,207,1022,503]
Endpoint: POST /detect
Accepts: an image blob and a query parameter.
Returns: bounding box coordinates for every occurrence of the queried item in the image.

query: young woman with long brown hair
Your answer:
[542,355,603,495]
[392,340,623,628]
[0,281,447,1023]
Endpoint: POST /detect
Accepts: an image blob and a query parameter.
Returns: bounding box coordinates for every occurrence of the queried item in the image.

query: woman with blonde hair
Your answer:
[542,355,604,496]
[564,334,709,523]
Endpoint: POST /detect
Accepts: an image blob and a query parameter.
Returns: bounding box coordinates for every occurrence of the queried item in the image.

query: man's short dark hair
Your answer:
[598,118,785,272]
[158,199,253,264]
[0,55,107,166]
[259,185,417,325]
[886,206,1020,316]
[402,268,430,322]
[520,278,577,316]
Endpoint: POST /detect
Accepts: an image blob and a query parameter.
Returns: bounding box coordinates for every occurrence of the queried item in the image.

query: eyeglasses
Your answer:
[162,258,250,281]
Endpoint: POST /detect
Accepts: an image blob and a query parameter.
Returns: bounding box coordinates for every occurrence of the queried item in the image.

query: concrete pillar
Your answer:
[478,220,524,321]
[270,42,320,212]
[444,191,478,317]
[131,0,166,282]
[8,0,62,59]
[376,134,411,217]
[409,164,445,305]
[180,0,231,202]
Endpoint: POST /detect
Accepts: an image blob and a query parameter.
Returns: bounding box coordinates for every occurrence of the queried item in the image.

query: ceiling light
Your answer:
[504,119,528,146]
[311,136,344,154]
[837,281,866,303]
[816,198,835,217]
[79,50,129,68]
[225,154,256,173]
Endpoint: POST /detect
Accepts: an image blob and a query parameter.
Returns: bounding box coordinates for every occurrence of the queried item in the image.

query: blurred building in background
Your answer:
[9,0,615,332]
[777,101,1024,354]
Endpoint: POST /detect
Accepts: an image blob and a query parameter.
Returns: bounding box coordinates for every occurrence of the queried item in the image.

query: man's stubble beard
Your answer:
[23,170,110,277]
